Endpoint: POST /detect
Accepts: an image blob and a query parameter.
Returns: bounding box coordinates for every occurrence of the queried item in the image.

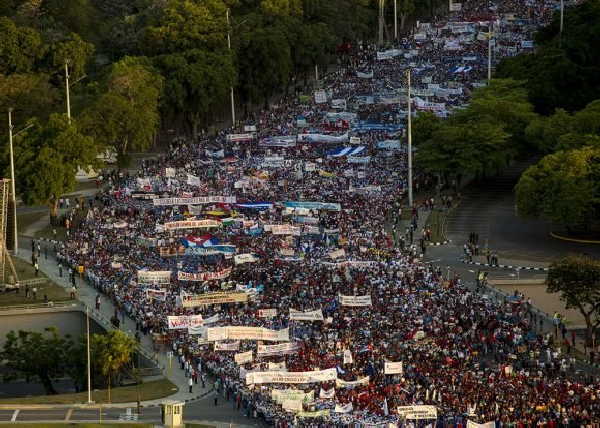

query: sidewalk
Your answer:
[16,237,214,408]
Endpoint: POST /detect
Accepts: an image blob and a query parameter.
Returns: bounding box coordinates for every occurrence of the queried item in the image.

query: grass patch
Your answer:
[0,257,71,307]
[426,209,447,243]
[0,379,178,405]
[17,211,48,237]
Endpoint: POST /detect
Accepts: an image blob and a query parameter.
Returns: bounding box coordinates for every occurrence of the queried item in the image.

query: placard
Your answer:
[181,290,247,307]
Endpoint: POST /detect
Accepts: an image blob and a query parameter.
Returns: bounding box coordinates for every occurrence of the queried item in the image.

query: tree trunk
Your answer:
[584,313,593,346]
[40,373,57,395]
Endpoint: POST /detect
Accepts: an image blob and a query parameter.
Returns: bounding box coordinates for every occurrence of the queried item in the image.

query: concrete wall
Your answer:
[0,306,104,347]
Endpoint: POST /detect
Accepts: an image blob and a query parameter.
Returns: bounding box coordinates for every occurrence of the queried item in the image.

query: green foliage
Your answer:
[11,113,99,213]
[1,327,74,395]
[237,24,292,106]
[496,0,600,113]
[143,0,229,55]
[415,80,532,180]
[155,49,235,135]
[49,33,95,79]
[515,146,600,229]
[0,17,45,74]
[91,330,137,402]
[81,57,163,165]
[547,254,600,342]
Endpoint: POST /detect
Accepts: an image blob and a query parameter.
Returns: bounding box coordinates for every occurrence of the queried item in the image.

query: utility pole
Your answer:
[406,69,413,208]
[394,0,398,40]
[65,61,71,123]
[315,64,319,82]
[226,10,236,128]
[378,0,385,46]
[87,305,93,403]
[7,109,17,254]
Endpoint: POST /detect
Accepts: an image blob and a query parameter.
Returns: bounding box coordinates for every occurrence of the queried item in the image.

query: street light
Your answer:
[7,109,33,255]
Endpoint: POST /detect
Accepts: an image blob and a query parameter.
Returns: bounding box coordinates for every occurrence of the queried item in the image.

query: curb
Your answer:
[0,389,214,411]
[549,231,600,244]
[460,259,549,272]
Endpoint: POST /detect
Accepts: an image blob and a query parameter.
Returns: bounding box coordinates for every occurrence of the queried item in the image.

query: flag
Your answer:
[383,397,389,416]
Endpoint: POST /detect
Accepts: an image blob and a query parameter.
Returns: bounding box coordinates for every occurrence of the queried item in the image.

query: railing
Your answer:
[0,301,77,311]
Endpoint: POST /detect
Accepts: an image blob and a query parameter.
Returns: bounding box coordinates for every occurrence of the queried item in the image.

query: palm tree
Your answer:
[93,330,137,403]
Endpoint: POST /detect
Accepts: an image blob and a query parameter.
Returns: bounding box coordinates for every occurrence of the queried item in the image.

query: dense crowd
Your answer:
[57,0,600,426]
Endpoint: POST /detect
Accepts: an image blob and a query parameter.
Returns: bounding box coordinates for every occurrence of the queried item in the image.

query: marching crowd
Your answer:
[53,0,600,426]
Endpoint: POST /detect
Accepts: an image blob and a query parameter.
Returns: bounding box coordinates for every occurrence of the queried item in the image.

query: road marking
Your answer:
[65,409,73,421]
[11,410,19,422]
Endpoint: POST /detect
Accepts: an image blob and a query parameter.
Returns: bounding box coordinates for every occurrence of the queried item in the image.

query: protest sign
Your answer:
[167,315,203,330]
[384,361,403,374]
[137,270,171,284]
[234,350,254,364]
[258,308,277,318]
[289,309,324,321]
[339,294,372,307]
[396,405,438,420]
[181,290,247,307]
[178,268,232,282]
[246,368,336,384]
[257,342,300,357]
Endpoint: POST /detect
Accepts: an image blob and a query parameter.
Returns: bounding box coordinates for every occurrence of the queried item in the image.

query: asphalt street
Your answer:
[445,160,600,261]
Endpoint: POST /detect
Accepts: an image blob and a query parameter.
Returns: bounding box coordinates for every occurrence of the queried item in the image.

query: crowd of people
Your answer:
[55,0,600,426]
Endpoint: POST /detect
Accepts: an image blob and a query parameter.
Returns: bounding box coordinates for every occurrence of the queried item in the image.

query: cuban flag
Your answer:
[327,146,365,157]
[182,234,219,248]
[451,66,473,73]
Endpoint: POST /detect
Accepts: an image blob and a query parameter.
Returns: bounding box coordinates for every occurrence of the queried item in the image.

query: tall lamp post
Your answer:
[7,110,32,255]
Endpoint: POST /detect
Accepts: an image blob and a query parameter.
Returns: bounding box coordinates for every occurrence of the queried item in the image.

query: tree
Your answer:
[0,17,45,74]
[397,0,415,30]
[412,111,441,146]
[155,49,235,138]
[49,33,95,80]
[11,113,99,219]
[0,72,59,136]
[81,57,163,166]
[547,255,600,345]
[237,24,292,108]
[515,146,600,231]
[92,330,137,403]
[142,0,229,55]
[1,327,74,395]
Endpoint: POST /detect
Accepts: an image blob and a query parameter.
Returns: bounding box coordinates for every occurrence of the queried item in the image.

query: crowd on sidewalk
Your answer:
[45,0,600,426]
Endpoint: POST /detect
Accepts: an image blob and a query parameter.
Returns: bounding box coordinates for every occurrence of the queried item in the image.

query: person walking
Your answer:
[34,261,39,277]
[32,287,37,300]
[188,377,193,393]
[58,263,63,278]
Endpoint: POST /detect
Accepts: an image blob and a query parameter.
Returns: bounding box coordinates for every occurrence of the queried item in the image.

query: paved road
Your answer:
[445,160,600,261]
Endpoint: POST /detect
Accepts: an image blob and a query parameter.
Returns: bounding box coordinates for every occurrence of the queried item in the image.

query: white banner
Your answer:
[265,224,301,236]
[178,268,232,282]
[314,90,327,104]
[377,49,402,60]
[165,167,176,177]
[207,326,289,342]
[336,376,369,388]
[289,309,324,321]
[258,308,277,318]
[164,219,222,230]
[319,388,335,399]
[257,342,300,357]
[234,253,258,265]
[328,249,346,260]
[167,314,203,330]
[283,399,304,412]
[187,174,201,186]
[214,341,240,351]
[467,421,495,428]
[356,71,374,79]
[331,99,347,109]
[339,294,372,307]
[334,402,353,413]
[343,349,353,364]
[384,361,403,374]
[397,405,438,420]
[246,368,336,385]
[153,196,237,206]
[272,389,314,404]
[138,270,171,284]
[226,133,254,142]
[234,350,254,364]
